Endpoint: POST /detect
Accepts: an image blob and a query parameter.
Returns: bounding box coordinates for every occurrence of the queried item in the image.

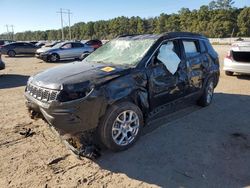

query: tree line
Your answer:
[1,0,249,41]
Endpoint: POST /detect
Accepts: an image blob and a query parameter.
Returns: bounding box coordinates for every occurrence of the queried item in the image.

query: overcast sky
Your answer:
[0,0,249,34]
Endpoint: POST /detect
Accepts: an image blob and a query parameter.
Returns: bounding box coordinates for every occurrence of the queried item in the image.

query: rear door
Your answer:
[23,43,37,54]
[181,39,204,94]
[14,43,25,54]
[72,42,85,58]
[147,39,189,109]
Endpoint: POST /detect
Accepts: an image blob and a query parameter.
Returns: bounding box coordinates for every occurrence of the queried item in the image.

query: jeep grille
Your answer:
[26,84,59,102]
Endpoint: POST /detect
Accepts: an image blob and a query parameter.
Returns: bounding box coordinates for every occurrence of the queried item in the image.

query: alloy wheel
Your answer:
[206,81,214,104]
[111,110,140,146]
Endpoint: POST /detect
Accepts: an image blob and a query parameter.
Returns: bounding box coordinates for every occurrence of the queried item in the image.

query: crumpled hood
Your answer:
[30,61,130,90]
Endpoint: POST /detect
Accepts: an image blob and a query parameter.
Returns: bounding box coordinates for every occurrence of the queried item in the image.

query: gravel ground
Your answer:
[0,45,250,188]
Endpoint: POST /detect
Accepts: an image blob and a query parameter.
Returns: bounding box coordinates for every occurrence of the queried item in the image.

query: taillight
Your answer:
[225,51,232,60]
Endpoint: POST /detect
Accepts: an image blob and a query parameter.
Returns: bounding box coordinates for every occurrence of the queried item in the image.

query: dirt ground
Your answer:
[0,45,250,188]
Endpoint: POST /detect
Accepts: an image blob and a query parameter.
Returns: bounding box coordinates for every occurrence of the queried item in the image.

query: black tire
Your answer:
[49,53,59,62]
[79,52,90,61]
[98,102,143,152]
[8,50,16,57]
[198,77,215,107]
[225,71,233,76]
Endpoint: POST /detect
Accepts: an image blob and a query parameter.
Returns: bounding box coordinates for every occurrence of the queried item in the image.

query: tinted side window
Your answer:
[24,43,34,47]
[72,43,84,48]
[183,40,200,58]
[0,41,4,45]
[16,43,25,47]
[199,40,207,53]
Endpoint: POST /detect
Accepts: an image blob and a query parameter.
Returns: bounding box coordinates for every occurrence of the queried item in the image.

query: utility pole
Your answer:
[57,8,65,40]
[57,8,72,41]
[67,9,72,40]
[5,25,9,39]
[10,25,14,40]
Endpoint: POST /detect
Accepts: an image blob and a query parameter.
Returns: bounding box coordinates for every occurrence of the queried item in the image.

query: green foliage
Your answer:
[0,0,249,41]
[209,0,235,10]
[237,7,250,36]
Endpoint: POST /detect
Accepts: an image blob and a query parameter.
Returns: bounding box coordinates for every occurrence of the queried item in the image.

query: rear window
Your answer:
[199,40,207,53]
[183,41,200,58]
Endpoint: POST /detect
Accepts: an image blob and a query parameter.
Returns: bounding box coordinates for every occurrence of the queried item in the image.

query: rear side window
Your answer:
[16,43,25,46]
[183,40,200,58]
[199,40,207,53]
[72,43,84,48]
[24,43,34,47]
[0,41,4,45]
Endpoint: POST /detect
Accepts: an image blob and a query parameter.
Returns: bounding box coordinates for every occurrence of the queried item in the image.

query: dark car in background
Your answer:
[25,32,219,152]
[35,41,46,48]
[1,42,39,57]
[85,39,102,50]
[0,40,14,49]
[38,41,94,62]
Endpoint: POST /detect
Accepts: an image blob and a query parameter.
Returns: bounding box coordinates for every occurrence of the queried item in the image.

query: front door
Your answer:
[147,40,188,109]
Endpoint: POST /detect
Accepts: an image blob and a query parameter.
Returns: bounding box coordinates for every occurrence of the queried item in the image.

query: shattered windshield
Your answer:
[84,38,156,66]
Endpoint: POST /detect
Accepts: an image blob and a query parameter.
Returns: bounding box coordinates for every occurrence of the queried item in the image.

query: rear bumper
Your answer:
[25,90,106,136]
[223,58,250,74]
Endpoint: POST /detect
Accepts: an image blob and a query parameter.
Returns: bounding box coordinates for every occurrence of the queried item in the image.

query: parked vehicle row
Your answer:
[25,32,220,152]
[0,39,102,62]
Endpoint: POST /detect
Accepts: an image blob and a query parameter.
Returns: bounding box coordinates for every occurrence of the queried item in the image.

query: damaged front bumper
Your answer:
[25,90,106,136]
[36,53,49,61]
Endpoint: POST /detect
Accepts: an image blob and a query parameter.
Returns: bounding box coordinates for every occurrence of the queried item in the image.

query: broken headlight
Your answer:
[58,83,94,102]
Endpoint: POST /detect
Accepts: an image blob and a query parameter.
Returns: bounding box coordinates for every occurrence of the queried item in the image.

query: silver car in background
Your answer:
[224,41,250,76]
[35,41,60,57]
[38,41,94,62]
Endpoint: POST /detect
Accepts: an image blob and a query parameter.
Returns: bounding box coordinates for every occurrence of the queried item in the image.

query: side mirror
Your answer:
[80,53,90,61]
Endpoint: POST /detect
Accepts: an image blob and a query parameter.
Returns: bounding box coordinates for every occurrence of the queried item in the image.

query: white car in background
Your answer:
[224,41,250,76]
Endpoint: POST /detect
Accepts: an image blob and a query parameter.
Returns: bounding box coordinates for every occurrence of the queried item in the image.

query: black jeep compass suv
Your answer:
[25,32,219,152]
